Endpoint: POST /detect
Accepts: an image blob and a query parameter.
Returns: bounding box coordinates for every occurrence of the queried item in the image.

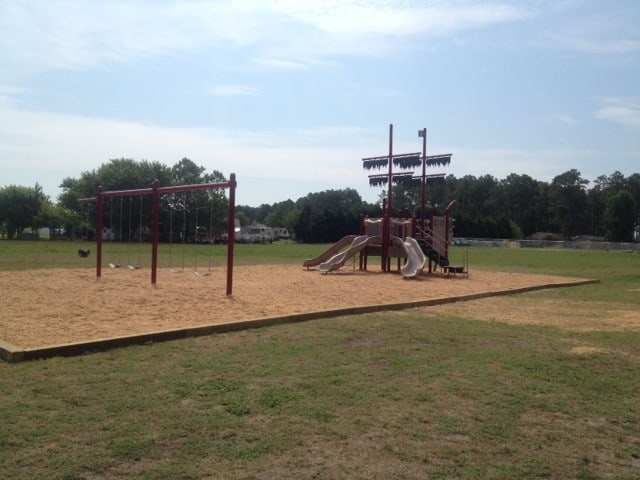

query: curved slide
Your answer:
[399,237,426,278]
[319,235,382,273]
[307,234,426,278]
[303,235,358,268]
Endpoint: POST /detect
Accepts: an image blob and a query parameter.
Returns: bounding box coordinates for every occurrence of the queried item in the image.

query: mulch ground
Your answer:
[1,265,593,351]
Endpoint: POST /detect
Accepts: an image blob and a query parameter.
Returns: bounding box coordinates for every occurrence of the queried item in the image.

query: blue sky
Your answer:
[1,0,638,207]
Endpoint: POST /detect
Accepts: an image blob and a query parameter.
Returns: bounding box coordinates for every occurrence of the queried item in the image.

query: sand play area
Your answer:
[0,264,596,360]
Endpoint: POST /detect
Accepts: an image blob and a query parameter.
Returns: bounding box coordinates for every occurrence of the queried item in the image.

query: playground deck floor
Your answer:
[1,265,598,361]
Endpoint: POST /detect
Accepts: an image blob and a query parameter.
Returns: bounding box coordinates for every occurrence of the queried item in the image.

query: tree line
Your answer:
[0,158,638,243]
[239,169,639,243]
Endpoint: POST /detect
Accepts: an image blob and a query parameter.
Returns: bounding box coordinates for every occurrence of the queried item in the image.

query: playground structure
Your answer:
[79,174,237,295]
[304,124,467,278]
[303,206,459,278]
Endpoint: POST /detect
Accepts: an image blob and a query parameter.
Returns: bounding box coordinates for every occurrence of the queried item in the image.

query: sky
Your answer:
[0,0,639,207]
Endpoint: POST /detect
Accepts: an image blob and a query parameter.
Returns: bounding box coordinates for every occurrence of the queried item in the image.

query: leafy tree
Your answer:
[0,184,47,239]
[36,202,67,239]
[264,200,296,227]
[282,208,300,233]
[59,158,228,242]
[171,157,206,185]
[588,171,628,236]
[604,190,636,242]
[499,174,540,236]
[625,173,640,240]
[292,189,364,242]
[549,169,589,239]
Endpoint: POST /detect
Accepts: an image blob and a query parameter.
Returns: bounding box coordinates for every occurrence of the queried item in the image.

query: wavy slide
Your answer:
[303,235,358,268]
[399,237,427,278]
[319,235,382,273]
[307,234,426,278]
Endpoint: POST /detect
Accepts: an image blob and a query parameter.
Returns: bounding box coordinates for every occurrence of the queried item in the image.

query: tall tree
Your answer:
[604,190,636,242]
[549,169,589,239]
[500,173,540,236]
[0,184,47,239]
[293,189,364,242]
[58,158,228,242]
[625,173,640,240]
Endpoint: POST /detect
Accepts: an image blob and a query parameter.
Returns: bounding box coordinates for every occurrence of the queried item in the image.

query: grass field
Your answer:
[1,241,639,479]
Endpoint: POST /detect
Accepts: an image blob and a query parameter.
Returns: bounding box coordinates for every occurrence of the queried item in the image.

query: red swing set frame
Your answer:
[80,174,237,295]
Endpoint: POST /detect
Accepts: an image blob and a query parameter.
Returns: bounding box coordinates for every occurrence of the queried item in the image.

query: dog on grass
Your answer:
[78,249,90,258]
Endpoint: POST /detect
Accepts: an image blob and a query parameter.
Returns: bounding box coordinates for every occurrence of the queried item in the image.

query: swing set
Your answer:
[80,174,237,295]
[104,196,145,269]
[166,190,217,275]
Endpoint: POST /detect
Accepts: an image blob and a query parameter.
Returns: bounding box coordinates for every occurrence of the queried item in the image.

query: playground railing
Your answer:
[415,225,450,260]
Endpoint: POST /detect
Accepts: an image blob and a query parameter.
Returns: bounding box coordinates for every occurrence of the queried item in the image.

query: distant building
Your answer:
[236,224,290,243]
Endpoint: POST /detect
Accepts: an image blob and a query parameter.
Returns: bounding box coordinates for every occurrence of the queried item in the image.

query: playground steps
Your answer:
[443,265,468,277]
[416,239,450,268]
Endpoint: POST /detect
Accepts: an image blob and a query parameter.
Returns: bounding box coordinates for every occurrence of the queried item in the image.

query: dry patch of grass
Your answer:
[420,295,640,332]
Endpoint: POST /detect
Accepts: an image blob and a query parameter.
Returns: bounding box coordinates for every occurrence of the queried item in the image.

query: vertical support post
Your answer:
[381,213,389,272]
[226,173,237,296]
[96,186,104,279]
[359,214,366,271]
[387,123,393,216]
[151,180,160,285]
[444,200,457,262]
[420,128,427,235]
[428,209,435,273]
[445,213,450,260]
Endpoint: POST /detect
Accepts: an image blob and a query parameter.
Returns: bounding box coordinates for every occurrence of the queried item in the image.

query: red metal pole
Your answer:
[387,123,393,216]
[420,128,427,235]
[151,180,160,285]
[429,208,435,273]
[96,186,104,279]
[359,214,366,271]
[226,173,237,296]
[382,213,389,272]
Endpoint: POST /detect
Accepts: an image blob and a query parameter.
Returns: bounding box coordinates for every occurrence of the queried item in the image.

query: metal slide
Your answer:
[399,237,427,278]
[319,235,382,273]
[303,235,358,268]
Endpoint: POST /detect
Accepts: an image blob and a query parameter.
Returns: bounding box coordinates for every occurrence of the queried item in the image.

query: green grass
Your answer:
[0,239,327,270]
[448,246,640,305]
[1,241,639,478]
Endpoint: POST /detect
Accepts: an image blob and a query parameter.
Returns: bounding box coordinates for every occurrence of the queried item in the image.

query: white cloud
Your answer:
[595,98,640,129]
[0,0,534,80]
[547,5,640,55]
[560,37,640,55]
[245,0,533,65]
[554,114,577,126]
[251,57,314,70]
[0,1,266,79]
[0,103,373,205]
[2,101,638,205]
[259,1,530,37]
[207,85,259,97]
